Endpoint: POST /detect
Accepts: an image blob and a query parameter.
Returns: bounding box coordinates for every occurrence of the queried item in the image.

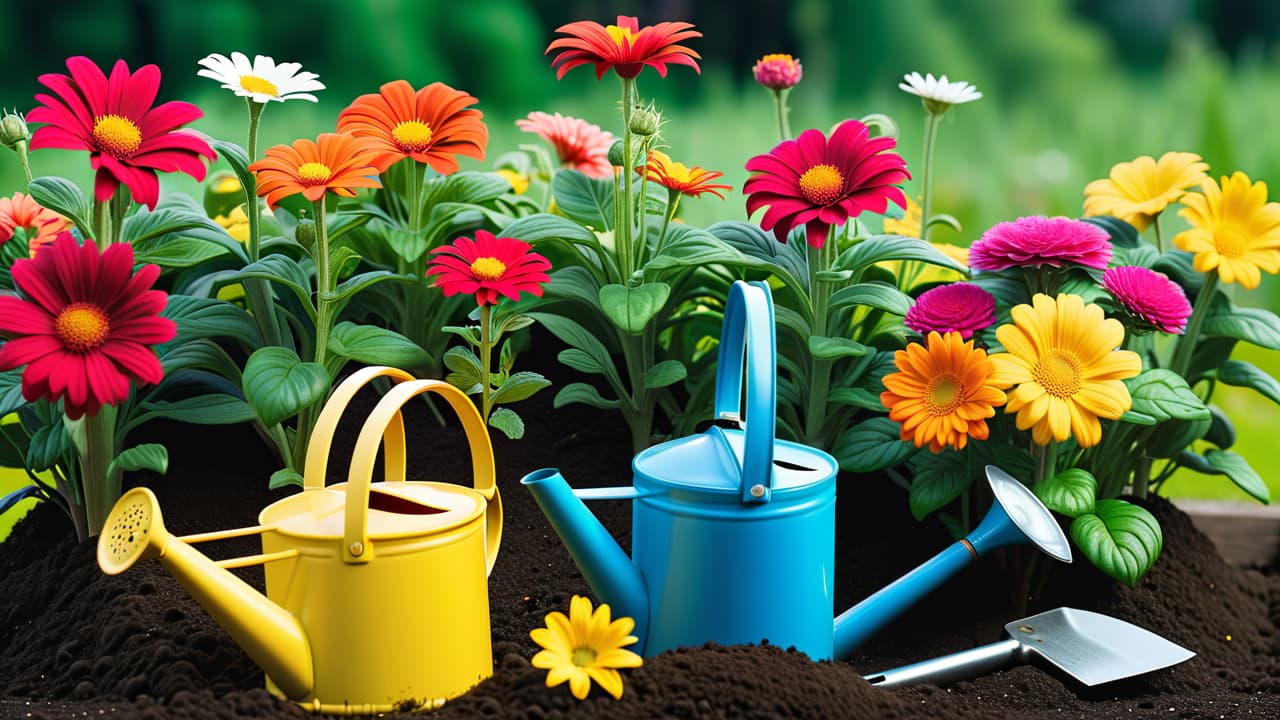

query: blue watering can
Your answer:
[523,280,1072,660]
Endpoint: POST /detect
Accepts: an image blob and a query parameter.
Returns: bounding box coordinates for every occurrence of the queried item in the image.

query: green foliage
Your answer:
[1070,500,1162,588]
[242,348,330,428]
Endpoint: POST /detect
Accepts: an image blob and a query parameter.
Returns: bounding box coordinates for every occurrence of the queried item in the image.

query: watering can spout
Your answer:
[98,488,314,702]
[521,469,650,646]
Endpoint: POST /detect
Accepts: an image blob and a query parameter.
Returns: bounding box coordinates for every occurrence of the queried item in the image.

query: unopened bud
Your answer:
[0,110,30,149]
[295,216,316,250]
[608,139,627,167]
[629,106,660,137]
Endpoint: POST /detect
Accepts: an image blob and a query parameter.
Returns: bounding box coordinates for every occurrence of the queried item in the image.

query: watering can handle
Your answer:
[303,365,417,490]
[713,280,777,503]
[343,379,502,574]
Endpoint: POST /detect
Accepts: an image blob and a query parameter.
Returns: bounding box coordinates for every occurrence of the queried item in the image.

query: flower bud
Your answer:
[753,54,803,91]
[203,171,245,218]
[0,110,30,149]
[608,139,627,167]
[295,216,317,250]
[629,106,660,137]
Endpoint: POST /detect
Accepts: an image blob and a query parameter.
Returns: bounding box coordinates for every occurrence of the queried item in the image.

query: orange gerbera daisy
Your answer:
[639,150,732,199]
[0,192,68,257]
[548,15,701,80]
[880,331,1007,453]
[248,133,382,209]
[336,80,488,174]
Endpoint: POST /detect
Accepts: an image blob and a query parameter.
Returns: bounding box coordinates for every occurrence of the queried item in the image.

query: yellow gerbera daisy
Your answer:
[531,595,643,700]
[988,294,1141,447]
[1083,151,1208,232]
[880,331,1007,452]
[1173,171,1280,290]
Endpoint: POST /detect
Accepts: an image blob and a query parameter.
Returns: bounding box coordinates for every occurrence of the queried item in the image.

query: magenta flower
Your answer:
[905,283,996,339]
[1102,266,1192,334]
[753,54,802,90]
[744,119,910,248]
[969,216,1112,271]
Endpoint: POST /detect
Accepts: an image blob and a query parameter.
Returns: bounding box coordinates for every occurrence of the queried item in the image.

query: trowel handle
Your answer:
[713,280,777,504]
[863,638,1022,688]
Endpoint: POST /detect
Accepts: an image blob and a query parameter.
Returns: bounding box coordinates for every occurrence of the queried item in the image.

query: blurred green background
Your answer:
[0,0,1276,501]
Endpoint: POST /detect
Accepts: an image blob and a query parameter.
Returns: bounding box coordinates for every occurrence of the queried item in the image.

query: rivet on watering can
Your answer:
[1017,625,1034,634]
[349,542,364,556]
[750,485,765,498]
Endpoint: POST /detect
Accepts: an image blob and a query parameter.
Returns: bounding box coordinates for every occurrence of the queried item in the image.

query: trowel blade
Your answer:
[1010,608,1196,686]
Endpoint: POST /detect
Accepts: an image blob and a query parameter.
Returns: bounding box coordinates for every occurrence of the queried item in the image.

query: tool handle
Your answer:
[712,280,777,503]
[303,365,416,489]
[863,638,1023,688]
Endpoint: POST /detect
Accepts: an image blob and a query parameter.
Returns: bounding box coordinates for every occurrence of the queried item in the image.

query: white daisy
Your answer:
[196,52,324,104]
[899,72,982,113]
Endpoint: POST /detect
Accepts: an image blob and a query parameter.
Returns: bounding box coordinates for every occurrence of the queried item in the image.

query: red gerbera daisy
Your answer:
[0,232,175,419]
[744,119,911,248]
[336,80,488,174]
[548,15,702,80]
[0,192,68,257]
[27,57,216,209]
[516,111,614,179]
[427,230,551,306]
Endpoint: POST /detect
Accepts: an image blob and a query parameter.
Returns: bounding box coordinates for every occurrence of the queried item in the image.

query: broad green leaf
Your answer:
[242,347,329,427]
[270,468,305,490]
[327,322,429,368]
[1202,306,1280,350]
[139,395,258,425]
[708,220,808,292]
[1081,216,1139,248]
[834,234,967,274]
[599,282,670,334]
[211,139,255,202]
[490,372,551,404]
[834,417,917,473]
[1177,448,1269,504]
[0,369,26,418]
[828,282,913,316]
[554,382,621,410]
[808,336,869,360]
[552,170,613,231]
[386,228,428,264]
[543,266,605,307]
[160,339,243,382]
[644,360,687,389]
[502,213,605,249]
[528,312,622,388]
[1204,405,1235,450]
[27,176,92,235]
[1034,468,1096,518]
[1125,369,1210,422]
[1070,499,1162,587]
[908,451,970,520]
[443,346,484,394]
[830,387,886,411]
[487,407,525,440]
[1145,415,1211,459]
[1217,359,1280,406]
[126,207,247,266]
[645,226,749,273]
[27,419,68,473]
[422,171,512,208]
[222,255,316,320]
[327,270,408,312]
[162,295,264,349]
[109,444,169,476]
[0,422,29,468]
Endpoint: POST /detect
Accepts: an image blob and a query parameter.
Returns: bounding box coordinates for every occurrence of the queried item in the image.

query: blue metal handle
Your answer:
[713,280,777,504]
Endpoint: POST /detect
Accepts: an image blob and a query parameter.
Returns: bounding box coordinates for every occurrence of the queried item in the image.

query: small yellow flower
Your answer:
[212,175,243,195]
[884,195,923,238]
[497,168,530,195]
[214,205,251,243]
[530,595,642,700]
[1174,171,1280,290]
[1083,151,1208,232]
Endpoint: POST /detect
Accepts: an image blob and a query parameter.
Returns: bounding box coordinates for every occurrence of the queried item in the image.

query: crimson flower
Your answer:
[1102,266,1192,334]
[427,230,551,306]
[517,111,614,179]
[548,15,701,80]
[905,283,997,340]
[0,233,175,419]
[744,119,910,248]
[28,57,215,209]
[969,216,1112,271]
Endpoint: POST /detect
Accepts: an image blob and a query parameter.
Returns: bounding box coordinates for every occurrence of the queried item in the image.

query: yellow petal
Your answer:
[568,668,592,700]
[586,666,625,699]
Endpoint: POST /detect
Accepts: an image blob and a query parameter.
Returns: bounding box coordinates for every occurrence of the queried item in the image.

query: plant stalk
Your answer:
[292,200,336,469]
[1168,272,1220,377]
[771,88,792,142]
[479,303,493,423]
[803,235,836,446]
[918,111,942,243]
[1152,214,1164,254]
[80,406,118,538]
[619,77,636,280]
[15,140,32,184]
[242,99,283,347]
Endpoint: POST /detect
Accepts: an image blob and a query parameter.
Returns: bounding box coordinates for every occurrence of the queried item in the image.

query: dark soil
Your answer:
[1,342,1278,718]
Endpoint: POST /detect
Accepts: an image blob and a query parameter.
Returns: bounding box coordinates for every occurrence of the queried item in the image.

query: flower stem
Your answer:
[479,304,493,423]
[92,199,111,251]
[242,99,283,347]
[15,140,32,184]
[1152,213,1164,254]
[293,200,335,470]
[1036,440,1060,486]
[804,234,836,446]
[919,111,942,243]
[655,188,679,256]
[109,188,128,247]
[771,88,792,142]
[619,77,636,280]
[1168,271,1219,377]
[80,405,119,538]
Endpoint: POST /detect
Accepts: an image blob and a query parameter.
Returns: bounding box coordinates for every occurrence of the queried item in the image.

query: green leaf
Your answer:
[490,372,551,405]
[1204,405,1235,450]
[1081,216,1139,248]
[1145,415,1211,459]
[222,255,316,320]
[139,395,258,425]
[527,312,622,388]
[554,382,621,410]
[1119,410,1158,426]
[0,369,27,418]
[385,228,428,264]
[908,452,971,520]
[828,282,913,316]
[644,226,750,273]
[834,417,917,473]
[834,234,967,274]
[109,444,169,476]
[160,339,242,382]
[828,387,885,412]
[126,207,247,266]
[27,176,92,234]
[708,221,808,292]
[598,283,670,334]
[552,170,613,231]
[1034,468,1097,518]
[808,336,869,360]
[1202,306,1280,350]
[644,360,687,389]
[487,407,525,439]
[328,322,429,368]
[1178,449,1269,504]
[1217,359,1280,406]
[1070,499,1162,587]
[242,347,330,427]
[162,295,264,349]
[502,213,604,250]
[327,270,408,313]
[443,346,484,394]
[269,468,304,490]
[211,139,256,201]
[1125,369,1210,422]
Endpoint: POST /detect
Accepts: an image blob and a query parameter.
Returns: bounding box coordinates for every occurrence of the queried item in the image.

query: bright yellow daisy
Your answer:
[880,331,1007,453]
[531,595,643,700]
[1173,171,1280,290]
[988,294,1141,448]
[1083,151,1208,232]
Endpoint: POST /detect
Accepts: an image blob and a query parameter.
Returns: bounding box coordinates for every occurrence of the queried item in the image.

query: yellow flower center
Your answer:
[571,647,598,667]
[55,302,110,352]
[1213,224,1248,259]
[469,256,507,281]
[392,120,433,153]
[925,375,963,415]
[297,162,332,185]
[238,74,280,97]
[1033,350,1082,399]
[606,24,636,47]
[798,164,844,206]
[91,115,142,158]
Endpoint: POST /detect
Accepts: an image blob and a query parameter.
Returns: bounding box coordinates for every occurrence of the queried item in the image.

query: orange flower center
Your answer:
[470,256,507,281]
[571,647,597,667]
[239,74,280,97]
[297,162,332,185]
[392,120,433,153]
[55,302,110,352]
[1213,225,1248,259]
[1033,350,1082,399]
[925,374,963,415]
[606,24,637,47]
[91,115,142,158]
[798,164,844,206]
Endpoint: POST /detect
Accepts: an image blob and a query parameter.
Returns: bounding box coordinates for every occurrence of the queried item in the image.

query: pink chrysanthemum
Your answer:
[753,54,802,90]
[516,112,614,179]
[427,230,551,306]
[1102,266,1192,334]
[905,282,997,339]
[744,119,910,248]
[969,216,1112,271]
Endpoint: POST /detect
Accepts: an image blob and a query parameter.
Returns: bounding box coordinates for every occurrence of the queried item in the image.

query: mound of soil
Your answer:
[1,353,1277,718]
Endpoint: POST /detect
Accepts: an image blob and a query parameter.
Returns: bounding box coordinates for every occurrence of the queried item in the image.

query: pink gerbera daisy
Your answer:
[0,232,175,419]
[969,216,1112,271]
[427,230,551,306]
[28,57,216,209]
[1102,266,1192,334]
[905,283,997,339]
[744,119,910,248]
[516,112,614,179]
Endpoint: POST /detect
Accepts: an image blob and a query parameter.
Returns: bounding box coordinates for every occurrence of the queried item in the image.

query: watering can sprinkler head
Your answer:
[975,466,1072,563]
[98,487,166,575]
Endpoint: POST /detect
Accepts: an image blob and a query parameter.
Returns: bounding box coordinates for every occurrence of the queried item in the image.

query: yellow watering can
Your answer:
[96,366,503,714]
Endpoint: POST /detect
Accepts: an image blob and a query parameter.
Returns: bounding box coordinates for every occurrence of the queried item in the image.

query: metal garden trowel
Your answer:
[863,607,1195,688]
